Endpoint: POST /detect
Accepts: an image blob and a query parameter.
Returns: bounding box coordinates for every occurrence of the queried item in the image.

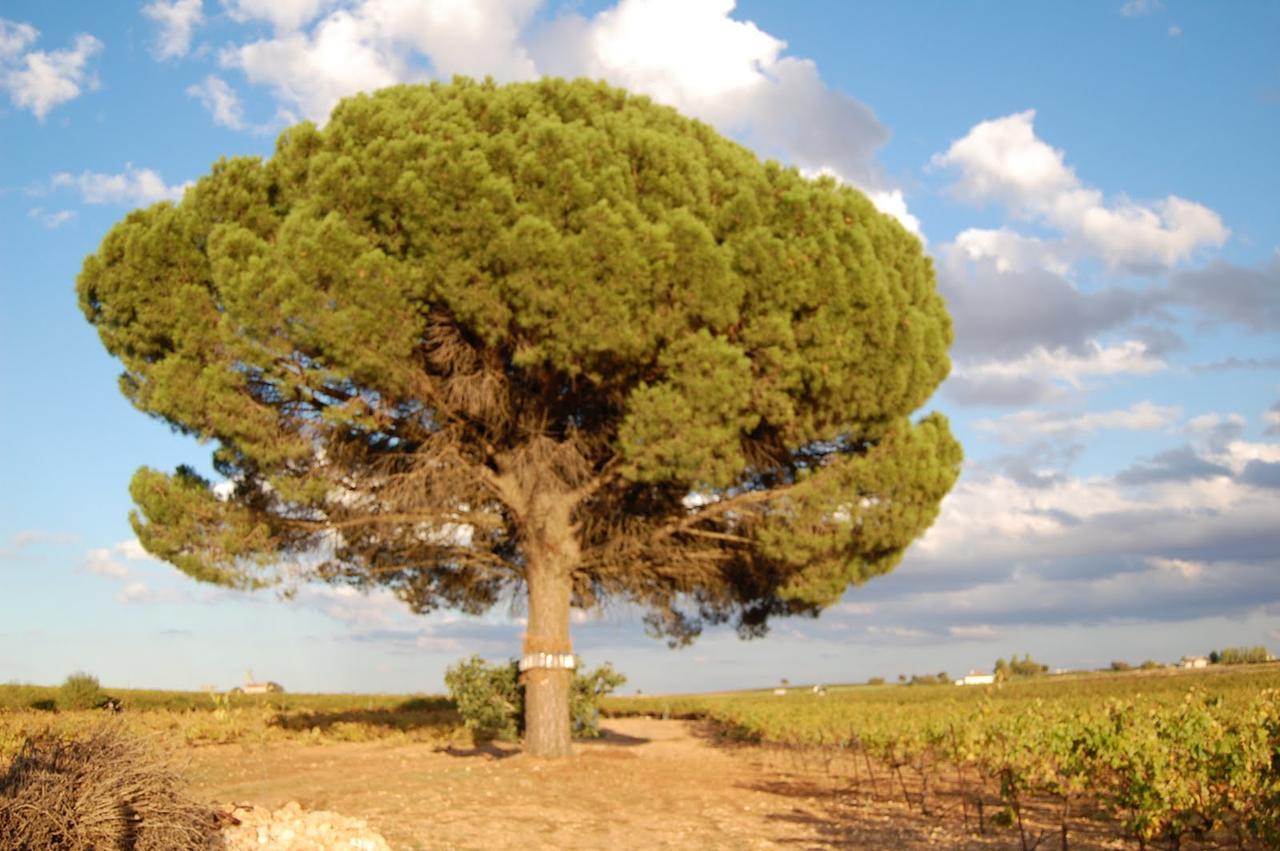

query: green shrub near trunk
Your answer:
[445,656,625,742]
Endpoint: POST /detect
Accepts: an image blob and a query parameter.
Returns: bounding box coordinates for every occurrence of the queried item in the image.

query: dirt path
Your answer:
[185,718,1105,849]
[190,718,821,849]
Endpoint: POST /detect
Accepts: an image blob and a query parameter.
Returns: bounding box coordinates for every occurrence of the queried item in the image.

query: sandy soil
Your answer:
[186,718,1123,850]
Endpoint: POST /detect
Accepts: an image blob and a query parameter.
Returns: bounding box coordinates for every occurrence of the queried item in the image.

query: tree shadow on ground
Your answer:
[439,725,650,759]
[577,726,649,747]
[684,718,760,749]
[438,740,522,760]
[271,697,460,736]
[682,724,1052,848]
[734,776,1014,849]
[732,760,1140,850]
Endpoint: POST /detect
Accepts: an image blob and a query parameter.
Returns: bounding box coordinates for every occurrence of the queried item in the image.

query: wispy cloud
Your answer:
[1121,0,1163,17]
[27,206,75,227]
[977,401,1181,442]
[948,340,1166,407]
[52,164,190,205]
[0,530,79,560]
[949,624,998,639]
[1264,404,1280,437]
[186,74,246,129]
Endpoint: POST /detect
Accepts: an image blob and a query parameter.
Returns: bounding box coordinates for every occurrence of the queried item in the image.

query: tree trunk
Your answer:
[521,496,577,758]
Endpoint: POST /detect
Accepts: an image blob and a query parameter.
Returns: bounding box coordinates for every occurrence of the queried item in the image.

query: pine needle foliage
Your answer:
[78,77,960,645]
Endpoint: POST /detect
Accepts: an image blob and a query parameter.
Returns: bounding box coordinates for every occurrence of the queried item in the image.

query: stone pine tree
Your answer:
[77,78,961,757]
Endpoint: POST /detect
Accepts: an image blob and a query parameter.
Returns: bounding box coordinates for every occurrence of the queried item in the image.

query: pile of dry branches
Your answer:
[0,723,218,850]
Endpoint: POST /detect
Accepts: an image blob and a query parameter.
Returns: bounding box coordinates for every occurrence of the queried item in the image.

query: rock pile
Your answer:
[217,801,392,850]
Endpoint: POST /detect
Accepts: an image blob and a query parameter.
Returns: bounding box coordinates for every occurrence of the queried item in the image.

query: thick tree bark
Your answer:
[521,494,578,758]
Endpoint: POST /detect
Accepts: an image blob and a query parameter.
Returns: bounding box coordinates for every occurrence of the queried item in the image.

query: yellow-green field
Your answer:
[6,664,1279,847]
[0,683,463,755]
[605,664,1280,848]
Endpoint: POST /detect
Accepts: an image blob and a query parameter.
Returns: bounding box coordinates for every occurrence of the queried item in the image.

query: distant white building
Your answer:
[955,670,996,686]
[235,669,284,694]
[1181,655,1209,669]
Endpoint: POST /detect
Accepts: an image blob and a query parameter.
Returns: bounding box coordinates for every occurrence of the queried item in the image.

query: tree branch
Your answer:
[660,481,797,538]
[569,455,622,508]
[676,528,753,545]
[280,510,504,533]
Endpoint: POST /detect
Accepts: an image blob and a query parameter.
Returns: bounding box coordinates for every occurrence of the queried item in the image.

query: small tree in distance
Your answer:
[994,654,1048,682]
[1215,646,1271,665]
[994,657,1010,682]
[58,672,106,711]
[77,78,960,756]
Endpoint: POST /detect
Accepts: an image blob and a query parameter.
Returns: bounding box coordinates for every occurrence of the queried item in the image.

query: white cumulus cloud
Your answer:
[220,9,406,122]
[914,454,1277,572]
[0,19,37,61]
[142,0,204,59]
[544,0,891,192]
[362,0,540,82]
[576,0,783,107]
[950,227,1069,275]
[804,167,922,237]
[222,0,336,32]
[866,189,923,240]
[932,110,1228,271]
[0,21,102,119]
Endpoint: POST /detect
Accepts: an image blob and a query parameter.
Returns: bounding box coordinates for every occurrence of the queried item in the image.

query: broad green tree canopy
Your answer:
[78,77,960,646]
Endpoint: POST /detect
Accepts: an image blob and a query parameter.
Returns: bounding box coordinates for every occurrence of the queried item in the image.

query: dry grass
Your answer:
[0,691,463,760]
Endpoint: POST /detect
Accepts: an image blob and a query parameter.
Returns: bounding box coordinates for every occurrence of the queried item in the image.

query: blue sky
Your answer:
[2,0,1278,695]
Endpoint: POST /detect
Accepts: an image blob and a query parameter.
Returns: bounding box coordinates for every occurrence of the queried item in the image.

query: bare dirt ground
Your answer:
[186,717,1123,850]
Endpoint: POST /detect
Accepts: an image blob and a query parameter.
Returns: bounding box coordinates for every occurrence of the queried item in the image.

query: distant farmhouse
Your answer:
[955,670,996,686]
[231,670,284,695]
[1180,655,1209,669]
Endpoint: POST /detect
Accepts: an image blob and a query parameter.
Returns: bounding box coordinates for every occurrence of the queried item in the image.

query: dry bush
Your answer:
[0,722,218,850]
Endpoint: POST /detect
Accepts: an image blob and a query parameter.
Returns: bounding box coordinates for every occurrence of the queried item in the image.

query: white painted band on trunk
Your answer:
[519,653,576,671]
